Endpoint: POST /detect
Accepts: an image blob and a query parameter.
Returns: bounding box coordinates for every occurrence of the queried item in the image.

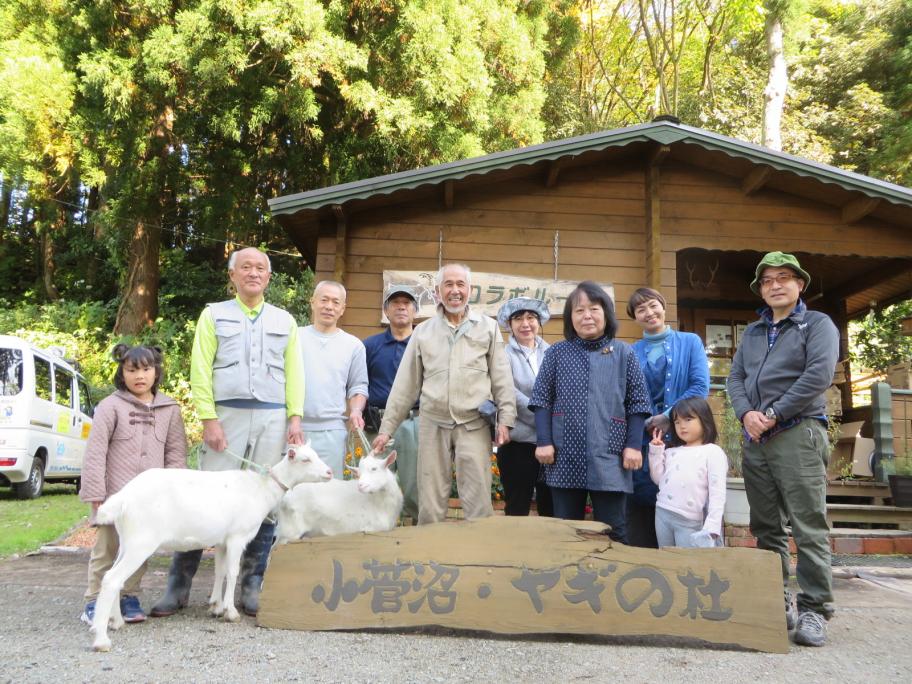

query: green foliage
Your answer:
[715,391,745,477]
[849,300,912,374]
[0,484,86,559]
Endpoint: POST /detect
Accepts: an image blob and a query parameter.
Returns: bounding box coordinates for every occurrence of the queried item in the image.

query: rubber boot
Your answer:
[149,550,203,617]
[239,521,276,616]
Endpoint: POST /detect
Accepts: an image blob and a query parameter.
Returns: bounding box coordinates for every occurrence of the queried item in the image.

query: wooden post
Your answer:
[872,381,895,481]
[332,204,347,284]
[645,147,667,291]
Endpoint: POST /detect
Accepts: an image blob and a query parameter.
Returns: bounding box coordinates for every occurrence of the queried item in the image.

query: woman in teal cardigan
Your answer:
[627,287,710,547]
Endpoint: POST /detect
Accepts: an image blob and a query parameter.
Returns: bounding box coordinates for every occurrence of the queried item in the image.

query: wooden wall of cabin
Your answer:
[314,163,676,343]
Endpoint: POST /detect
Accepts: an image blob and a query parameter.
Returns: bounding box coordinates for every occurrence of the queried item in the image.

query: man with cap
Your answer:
[372,263,516,524]
[363,284,421,520]
[496,296,553,516]
[727,251,839,647]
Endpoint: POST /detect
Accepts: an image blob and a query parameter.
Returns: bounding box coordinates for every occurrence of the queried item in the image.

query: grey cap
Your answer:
[496,297,551,330]
[383,284,418,307]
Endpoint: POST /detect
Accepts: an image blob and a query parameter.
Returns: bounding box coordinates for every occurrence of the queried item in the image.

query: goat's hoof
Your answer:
[224,607,241,623]
[93,638,112,652]
[109,618,124,631]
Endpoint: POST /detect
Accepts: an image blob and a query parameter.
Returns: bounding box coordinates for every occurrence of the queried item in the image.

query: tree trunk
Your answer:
[85,186,102,291]
[113,214,162,334]
[113,106,174,335]
[40,209,61,301]
[0,180,12,234]
[762,12,787,150]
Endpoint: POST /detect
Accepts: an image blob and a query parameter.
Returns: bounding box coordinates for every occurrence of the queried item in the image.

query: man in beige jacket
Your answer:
[373,263,516,524]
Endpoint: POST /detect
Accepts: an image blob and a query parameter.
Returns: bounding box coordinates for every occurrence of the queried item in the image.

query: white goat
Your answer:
[275,450,403,543]
[90,442,332,652]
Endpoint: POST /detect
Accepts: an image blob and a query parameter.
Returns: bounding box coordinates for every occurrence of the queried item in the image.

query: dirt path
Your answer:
[2,548,912,683]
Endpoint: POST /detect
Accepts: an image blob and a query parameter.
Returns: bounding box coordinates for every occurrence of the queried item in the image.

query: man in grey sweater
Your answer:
[299,280,369,478]
[727,251,839,648]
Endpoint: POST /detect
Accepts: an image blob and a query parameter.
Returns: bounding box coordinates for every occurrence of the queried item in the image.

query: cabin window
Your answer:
[705,320,748,383]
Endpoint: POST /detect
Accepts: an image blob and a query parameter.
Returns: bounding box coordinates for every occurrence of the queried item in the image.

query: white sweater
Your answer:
[648,442,728,535]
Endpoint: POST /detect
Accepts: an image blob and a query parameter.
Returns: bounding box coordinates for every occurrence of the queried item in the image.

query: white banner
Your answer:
[381,270,614,322]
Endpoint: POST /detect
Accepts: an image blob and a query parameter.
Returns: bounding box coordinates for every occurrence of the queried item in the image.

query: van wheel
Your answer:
[13,458,45,499]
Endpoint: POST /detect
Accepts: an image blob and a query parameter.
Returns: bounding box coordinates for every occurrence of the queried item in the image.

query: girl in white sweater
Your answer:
[649,397,728,548]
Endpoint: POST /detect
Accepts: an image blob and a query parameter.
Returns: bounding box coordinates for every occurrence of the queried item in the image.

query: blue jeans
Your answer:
[550,487,628,543]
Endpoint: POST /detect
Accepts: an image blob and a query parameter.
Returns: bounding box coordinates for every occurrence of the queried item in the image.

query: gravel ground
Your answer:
[2,550,912,683]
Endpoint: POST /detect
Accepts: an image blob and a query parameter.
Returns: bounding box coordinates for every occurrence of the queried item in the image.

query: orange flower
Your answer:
[355,446,364,457]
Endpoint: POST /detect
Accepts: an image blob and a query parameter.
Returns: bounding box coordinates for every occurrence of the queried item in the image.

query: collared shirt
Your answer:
[364,327,412,409]
[190,296,305,420]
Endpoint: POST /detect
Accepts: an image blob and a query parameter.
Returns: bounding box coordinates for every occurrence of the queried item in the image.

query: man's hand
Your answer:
[742,410,775,441]
[348,409,365,432]
[535,444,555,465]
[372,433,392,452]
[622,447,643,470]
[286,415,303,445]
[494,424,510,447]
[202,418,227,452]
[645,413,671,433]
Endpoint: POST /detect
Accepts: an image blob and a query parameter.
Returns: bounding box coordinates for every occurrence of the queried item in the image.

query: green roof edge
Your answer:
[268,121,912,215]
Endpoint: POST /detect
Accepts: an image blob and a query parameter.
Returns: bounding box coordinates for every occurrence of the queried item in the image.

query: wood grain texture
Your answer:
[258,516,788,653]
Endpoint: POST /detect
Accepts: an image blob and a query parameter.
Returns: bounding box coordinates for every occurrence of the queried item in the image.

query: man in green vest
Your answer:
[150,247,305,617]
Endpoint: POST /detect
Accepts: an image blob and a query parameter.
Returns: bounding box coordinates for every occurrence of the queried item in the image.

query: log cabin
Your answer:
[268,118,912,418]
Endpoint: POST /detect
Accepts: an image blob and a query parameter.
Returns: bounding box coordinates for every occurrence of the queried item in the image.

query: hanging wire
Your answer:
[438,228,443,269]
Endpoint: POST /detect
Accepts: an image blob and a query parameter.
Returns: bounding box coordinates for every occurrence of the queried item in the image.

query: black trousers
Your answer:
[496,441,553,517]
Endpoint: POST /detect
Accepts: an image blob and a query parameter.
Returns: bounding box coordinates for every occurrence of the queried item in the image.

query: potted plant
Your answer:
[887,452,912,507]
[712,391,750,524]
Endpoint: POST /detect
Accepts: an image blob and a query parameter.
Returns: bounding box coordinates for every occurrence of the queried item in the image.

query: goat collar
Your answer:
[267,468,289,492]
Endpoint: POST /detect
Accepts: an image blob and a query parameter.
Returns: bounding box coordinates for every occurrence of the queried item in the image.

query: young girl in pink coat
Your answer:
[648,397,728,548]
[79,344,187,625]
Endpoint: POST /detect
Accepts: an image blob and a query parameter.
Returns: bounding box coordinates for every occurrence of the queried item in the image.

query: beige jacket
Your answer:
[380,306,516,435]
[80,390,188,516]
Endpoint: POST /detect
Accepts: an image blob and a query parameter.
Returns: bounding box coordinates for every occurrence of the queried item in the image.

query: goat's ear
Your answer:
[349,465,360,478]
[384,450,398,468]
[286,447,297,461]
[301,436,310,448]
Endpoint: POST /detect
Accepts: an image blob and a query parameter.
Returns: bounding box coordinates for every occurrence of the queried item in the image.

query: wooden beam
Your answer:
[741,165,773,195]
[331,204,347,284]
[648,144,670,167]
[443,180,454,209]
[645,164,662,289]
[545,159,563,188]
[841,196,880,224]
[824,258,912,303]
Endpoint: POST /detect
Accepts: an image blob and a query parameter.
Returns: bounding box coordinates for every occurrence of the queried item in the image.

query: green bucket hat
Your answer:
[749,251,811,295]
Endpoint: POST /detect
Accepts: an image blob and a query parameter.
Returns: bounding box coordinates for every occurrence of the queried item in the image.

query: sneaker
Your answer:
[794,610,827,647]
[784,591,797,631]
[80,600,96,626]
[120,595,147,623]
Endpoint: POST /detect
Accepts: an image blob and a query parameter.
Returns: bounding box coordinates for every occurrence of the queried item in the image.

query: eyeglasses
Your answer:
[759,274,800,288]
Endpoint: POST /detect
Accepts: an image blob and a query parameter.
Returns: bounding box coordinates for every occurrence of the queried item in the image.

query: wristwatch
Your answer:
[764,407,777,421]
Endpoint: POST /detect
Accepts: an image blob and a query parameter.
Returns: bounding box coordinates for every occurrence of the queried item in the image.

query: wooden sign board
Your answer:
[258,517,789,653]
[380,270,615,323]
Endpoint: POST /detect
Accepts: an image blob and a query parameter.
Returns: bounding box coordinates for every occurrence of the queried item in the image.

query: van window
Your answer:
[54,367,73,408]
[0,348,23,396]
[77,379,94,417]
[35,357,52,402]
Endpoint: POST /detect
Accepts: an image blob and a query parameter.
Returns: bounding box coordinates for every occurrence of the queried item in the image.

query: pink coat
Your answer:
[80,390,187,514]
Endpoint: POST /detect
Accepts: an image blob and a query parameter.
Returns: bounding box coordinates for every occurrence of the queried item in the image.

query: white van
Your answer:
[0,335,94,498]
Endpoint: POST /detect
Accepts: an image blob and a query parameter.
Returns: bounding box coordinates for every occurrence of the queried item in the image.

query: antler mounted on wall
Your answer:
[685,259,719,290]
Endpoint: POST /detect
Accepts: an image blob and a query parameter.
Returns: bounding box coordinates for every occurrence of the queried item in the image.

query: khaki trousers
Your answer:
[418,418,493,524]
[200,405,288,471]
[85,524,147,601]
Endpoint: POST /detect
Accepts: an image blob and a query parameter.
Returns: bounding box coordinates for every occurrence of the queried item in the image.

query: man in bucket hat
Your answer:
[728,251,839,647]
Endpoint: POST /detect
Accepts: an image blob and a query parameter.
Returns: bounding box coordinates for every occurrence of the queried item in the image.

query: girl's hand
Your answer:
[649,427,665,447]
[535,445,555,465]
